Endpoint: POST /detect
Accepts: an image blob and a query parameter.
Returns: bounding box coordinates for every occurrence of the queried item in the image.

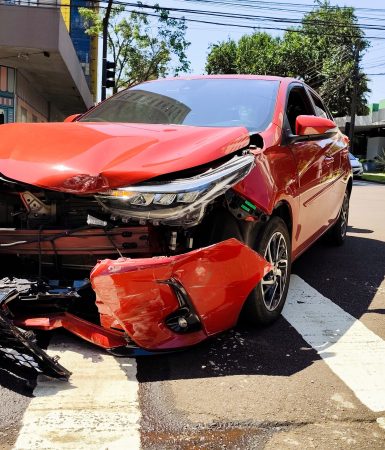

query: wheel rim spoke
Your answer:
[340,195,349,237]
[268,283,278,309]
[261,231,289,312]
[275,235,282,262]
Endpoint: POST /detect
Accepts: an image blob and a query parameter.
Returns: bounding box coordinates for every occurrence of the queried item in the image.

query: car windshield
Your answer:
[80,78,280,132]
[349,153,356,160]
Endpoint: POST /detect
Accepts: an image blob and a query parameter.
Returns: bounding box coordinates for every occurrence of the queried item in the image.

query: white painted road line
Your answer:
[12,273,385,448]
[13,334,140,450]
[283,275,385,413]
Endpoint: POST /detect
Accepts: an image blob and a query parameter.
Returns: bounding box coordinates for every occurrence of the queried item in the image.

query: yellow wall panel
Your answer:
[61,0,71,30]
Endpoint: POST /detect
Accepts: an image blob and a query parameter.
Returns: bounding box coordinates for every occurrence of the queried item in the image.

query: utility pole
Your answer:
[101,0,113,101]
[348,45,360,153]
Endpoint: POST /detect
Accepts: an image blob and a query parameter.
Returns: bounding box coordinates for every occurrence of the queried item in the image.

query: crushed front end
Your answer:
[0,150,270,353]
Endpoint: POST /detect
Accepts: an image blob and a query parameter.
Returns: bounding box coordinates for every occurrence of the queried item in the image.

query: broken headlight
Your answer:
[95,153,255,226]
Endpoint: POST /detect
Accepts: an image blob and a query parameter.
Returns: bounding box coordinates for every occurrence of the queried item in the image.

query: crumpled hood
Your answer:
[0,122,250,193]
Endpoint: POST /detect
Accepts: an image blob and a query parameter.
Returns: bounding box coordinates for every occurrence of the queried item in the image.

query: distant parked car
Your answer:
[349,153,363,177]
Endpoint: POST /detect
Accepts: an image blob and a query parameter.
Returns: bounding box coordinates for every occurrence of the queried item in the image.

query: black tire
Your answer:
[242,216,292,326]
[326,191,350,246]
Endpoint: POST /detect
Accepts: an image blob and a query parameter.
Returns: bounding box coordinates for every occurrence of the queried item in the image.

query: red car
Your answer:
[0,75,351,355]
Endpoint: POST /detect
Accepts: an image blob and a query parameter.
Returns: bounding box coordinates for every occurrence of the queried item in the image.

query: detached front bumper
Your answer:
[90,238,271,351]
[11,239,270,353]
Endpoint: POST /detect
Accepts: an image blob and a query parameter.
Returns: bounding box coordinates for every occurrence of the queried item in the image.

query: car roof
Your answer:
[143,74,298,84]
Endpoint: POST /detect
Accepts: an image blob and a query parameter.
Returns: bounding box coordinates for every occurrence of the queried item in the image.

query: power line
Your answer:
[295,53,352,86]
[8,0,385,39]
[178,0,385,15]
[363,49,385,65]
[99,1,385,33]
[80,2,385,40]
[175,0,385,28]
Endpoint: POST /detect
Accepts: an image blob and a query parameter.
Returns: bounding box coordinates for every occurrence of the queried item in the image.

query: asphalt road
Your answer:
[1,180,385,450]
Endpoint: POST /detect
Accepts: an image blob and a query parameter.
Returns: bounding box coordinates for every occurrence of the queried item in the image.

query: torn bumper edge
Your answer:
[90,238,271,351]
[15,238,271,352]
[0,311,71,380]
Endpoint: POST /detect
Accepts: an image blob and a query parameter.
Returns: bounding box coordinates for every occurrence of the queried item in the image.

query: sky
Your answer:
[138,0,385,105]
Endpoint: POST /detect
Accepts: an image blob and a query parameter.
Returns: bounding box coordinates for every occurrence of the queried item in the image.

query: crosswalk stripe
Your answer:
[12,273,385,448]
[283,275,385,412]
[13,334,141,450]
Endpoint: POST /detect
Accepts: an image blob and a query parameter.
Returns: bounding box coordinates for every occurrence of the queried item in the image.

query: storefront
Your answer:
[0,65,15,124]
[0,5,93,120]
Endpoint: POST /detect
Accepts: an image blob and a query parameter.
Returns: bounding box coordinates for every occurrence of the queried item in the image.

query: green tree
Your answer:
[298,0,369,115]
[236,33,283,75]
[206,39,237,74]
[205,1,370,117]
[80,5,190,94]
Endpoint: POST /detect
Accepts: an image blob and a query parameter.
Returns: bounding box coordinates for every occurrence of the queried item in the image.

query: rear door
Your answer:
[306,88,347,222]
[284,84,336,254]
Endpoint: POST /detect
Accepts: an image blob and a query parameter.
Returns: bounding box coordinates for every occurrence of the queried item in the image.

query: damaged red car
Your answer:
[0,75,352,357]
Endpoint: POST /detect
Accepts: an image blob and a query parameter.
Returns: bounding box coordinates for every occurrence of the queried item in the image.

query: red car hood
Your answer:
[0,122,250,193]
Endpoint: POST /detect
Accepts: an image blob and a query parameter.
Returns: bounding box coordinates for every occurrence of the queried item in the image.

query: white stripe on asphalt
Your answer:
[283,275,385,412]
[13,334,140,450]
[378,417,385,430]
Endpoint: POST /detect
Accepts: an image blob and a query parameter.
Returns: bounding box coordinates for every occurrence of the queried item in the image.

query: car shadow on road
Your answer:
[293,234,385,320]
[347,225,374,234]
[0,331,52,394]
[136,317,320,382]
[0,352,36,396]
[137,233,385,382]
[1,235,383,388]
[366,309,385,315]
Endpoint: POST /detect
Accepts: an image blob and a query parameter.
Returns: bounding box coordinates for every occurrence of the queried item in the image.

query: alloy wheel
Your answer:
[261,231,289,311]
[340,194,349,238]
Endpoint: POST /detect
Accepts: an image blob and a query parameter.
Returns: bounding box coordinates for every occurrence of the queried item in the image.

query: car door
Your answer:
[284,83,336,254]
[306,88,347,222]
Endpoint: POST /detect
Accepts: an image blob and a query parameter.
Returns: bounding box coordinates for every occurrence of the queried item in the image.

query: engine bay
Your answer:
[0,150,268,368]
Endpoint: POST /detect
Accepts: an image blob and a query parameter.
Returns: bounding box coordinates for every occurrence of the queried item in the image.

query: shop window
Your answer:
[7,68,15,93]
[0,67,7,92]
[0,66,15,94]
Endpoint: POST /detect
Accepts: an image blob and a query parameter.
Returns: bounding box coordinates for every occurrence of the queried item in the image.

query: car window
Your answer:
[80,79,280,132]
[309,91,330,119]
[285,86,314,134]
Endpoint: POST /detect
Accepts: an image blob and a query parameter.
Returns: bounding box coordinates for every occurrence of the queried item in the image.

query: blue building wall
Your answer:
[70,0,92,87]
[0,66,15,123]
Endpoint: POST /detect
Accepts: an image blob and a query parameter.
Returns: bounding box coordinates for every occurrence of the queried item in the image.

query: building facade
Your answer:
[0,66,15,124]
[61,0,98,102]
[0,0,95,124]
[336,101,385,160]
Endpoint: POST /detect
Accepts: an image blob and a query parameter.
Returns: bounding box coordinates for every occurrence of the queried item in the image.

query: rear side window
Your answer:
[309,91,330,119]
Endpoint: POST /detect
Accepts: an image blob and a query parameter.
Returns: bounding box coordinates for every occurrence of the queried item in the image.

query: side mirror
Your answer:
[64,113,81,123]
[296,115,337,136]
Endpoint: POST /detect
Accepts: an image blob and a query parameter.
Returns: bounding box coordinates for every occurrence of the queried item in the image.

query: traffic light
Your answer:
[105,61,116,89]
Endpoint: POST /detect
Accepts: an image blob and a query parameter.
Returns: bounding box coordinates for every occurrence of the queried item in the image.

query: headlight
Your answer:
[95,153,255,226]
